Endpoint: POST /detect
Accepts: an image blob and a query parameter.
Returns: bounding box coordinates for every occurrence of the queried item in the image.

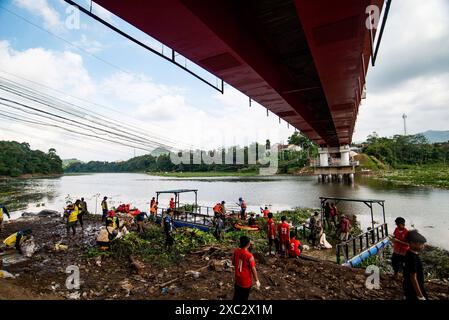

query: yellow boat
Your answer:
[234,223,259,231]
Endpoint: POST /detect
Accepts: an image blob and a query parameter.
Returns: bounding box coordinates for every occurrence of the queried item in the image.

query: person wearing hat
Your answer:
[1,229,33,254]
[403,230,427,300]
[101,196,109,222]
[389,217,410,280]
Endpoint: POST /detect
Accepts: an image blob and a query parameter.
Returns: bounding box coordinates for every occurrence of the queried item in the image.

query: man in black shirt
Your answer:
[403,230,428,300]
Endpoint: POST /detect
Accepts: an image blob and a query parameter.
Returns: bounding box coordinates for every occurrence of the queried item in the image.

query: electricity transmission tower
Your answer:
[402,114,407,135]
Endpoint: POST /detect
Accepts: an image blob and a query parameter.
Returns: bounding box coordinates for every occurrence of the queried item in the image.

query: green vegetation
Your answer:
[421,246,449,280]
[85,223,270,267]
[379,164,449,188]
[65,146,266,174]
[277,132,318,174]
[107,225,218,267]
[356,244,449,281]
[364,133,449,167]
[362,133,449,189]
[0,141,63,177]
[65,133,318,176]
[355,153,389,171]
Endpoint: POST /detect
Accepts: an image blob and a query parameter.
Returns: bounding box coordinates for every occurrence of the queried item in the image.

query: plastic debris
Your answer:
[55,243,68,252]
[0,270,15,279]
[22,239,37,257]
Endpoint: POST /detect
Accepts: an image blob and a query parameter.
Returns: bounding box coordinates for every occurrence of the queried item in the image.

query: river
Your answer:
[2,173,449,250]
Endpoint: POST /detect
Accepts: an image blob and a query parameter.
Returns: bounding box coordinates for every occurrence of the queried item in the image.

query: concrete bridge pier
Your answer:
[313,145,357,184]
[348,173,355,183]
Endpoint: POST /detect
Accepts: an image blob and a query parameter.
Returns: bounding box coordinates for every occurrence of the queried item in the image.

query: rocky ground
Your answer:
[0,214,448,300]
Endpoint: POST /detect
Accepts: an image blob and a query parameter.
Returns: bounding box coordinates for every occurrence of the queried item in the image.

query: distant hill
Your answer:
[150,147,171,157]
[420,130,449,143]
[62,158,82,169]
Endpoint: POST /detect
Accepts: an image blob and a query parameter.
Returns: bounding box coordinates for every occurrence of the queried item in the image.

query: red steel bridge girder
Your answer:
[94,0,383,147]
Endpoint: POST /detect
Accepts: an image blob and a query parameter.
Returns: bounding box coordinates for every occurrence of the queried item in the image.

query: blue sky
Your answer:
[0,0,448,161]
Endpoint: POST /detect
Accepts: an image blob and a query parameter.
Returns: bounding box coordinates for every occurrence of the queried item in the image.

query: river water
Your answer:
[3,173,449,250]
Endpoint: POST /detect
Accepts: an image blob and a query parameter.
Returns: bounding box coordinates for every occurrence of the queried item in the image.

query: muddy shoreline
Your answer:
[0,213,448,300]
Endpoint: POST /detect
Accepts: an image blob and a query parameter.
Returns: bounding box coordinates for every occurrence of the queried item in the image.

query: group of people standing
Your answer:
[322,202,352,241]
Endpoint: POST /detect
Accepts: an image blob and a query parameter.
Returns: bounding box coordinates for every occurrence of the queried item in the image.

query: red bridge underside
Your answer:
[95,0,383,147]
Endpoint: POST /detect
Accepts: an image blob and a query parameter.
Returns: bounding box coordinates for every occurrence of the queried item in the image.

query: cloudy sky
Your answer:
[0,0,448,161]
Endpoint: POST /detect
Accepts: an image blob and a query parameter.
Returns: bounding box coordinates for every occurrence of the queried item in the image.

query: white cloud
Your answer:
[13,0,65,33]
[0,41,293,161]
[353,0,449,141]
[72,34,104,54]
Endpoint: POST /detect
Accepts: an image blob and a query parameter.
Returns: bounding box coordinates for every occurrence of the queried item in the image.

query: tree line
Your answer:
[65,134,318,174]
[0,141,63,177]
[363,132,449,167]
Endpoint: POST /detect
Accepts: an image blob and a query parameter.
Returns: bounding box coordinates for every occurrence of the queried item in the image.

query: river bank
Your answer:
[371,165,449,189]
[1,212,448,300]
[0,173,63,181]
[148,170,259,178]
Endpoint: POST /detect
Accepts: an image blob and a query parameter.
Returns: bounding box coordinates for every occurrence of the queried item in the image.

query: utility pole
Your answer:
[402,114,407,135]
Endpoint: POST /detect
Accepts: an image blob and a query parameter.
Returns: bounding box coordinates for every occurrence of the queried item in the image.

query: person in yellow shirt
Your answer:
[64,203,78,236]
[0,203,11,232]
[2,229,32,254]
[101,196,108,222]
[106,211,119,229]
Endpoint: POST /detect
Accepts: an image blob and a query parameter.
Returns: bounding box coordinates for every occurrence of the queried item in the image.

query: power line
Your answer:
[0,5,203,151]
[0,70,198,149]
[0,97,164,152]
[0,83,178,151]
[0,80,178,150]
[0,103,157,153]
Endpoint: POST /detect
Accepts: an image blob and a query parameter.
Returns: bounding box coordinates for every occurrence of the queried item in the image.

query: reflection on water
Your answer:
[1,173,449,250]
[0,178,58,212]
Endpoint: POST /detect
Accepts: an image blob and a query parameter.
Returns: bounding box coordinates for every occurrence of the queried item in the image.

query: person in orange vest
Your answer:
[169,197,175,210]
[261,206,270,219]
[213,202,222,217]
[266,212,277,255]
[288,232,302,258]
[150,201,158,217]
[277,216,290,257]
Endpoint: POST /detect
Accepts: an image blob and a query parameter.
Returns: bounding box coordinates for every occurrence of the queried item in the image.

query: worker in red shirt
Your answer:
[278,216,290,257]
[288,232,302,258]
[169,197,175,210]
[266,212,277,255]
[260,206,270,219]
[232,236,260,301]
[389,217,410,280]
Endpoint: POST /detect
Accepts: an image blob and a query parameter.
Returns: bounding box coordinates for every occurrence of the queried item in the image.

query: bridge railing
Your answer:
[157,208,215,227]
[336,223,389,264]
[163,203,242,216]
